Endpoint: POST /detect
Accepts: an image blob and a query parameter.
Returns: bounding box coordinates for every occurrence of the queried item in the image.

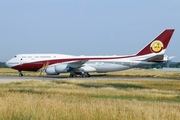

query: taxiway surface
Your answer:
[0,75,177,83]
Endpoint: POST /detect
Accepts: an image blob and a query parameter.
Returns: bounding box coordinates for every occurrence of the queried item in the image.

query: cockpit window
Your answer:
[14,56,17,58]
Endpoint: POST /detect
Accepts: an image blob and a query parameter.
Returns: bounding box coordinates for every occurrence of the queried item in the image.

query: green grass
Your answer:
[0,80,180,119]
[1,68,180,119]
[1,80,180,102]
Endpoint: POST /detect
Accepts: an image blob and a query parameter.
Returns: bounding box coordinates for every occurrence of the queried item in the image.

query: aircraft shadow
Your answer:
[41,76,69,78]
[77,83,147,89]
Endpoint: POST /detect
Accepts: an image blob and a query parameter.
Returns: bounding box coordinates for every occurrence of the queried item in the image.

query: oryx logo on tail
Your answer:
[150,40,164,53]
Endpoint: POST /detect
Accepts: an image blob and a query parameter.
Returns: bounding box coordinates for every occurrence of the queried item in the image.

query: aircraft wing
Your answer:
[68,59,89,68]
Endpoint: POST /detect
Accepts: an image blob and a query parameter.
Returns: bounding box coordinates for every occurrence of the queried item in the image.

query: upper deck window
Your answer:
[40,56,51,58]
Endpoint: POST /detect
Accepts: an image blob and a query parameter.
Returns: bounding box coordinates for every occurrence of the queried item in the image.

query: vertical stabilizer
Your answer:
[136,29,174,56]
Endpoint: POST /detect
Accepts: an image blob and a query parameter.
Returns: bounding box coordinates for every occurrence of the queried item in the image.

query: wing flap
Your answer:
[68,59,89,68]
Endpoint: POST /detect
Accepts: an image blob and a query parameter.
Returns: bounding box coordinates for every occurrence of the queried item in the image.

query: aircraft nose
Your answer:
[5,61,10,68]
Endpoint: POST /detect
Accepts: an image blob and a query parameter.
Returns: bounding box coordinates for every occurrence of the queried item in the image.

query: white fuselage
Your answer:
[6,53,158,73]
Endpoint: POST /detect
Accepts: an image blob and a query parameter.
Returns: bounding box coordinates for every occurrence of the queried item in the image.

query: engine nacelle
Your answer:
[55,64,68,73]
[45,64,69,75]
[45,66,59,75]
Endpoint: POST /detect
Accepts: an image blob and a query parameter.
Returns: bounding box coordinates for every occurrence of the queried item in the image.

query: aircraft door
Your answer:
[19,58,23,65]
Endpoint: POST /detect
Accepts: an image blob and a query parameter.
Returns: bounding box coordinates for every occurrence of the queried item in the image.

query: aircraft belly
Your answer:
[89,64,130,72]
[80,65,96,72]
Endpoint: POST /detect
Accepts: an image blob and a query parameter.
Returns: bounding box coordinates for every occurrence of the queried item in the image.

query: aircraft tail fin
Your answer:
[136,29,175,56]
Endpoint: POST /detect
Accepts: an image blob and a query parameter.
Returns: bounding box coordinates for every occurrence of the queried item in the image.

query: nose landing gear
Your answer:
[19,71,23,77]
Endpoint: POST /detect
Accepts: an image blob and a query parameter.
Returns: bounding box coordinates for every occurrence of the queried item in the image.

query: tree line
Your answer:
[140,62,180,69]
[0,62,8,68]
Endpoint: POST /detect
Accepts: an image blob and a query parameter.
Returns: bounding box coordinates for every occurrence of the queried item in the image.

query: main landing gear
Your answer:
[19,71,23,77]
[70,72,90,78]
[80,72,90,77]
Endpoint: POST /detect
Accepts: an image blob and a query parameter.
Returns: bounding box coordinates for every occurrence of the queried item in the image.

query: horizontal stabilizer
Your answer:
[144,55,164,62]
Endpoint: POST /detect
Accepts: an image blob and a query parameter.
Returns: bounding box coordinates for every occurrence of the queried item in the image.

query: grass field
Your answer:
[0,79,180,119]
[1,68,180,79]
[1,68,180,119]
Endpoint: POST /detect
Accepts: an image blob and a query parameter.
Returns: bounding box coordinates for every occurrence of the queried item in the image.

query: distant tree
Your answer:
[156,65,162,69]
[139,62,180,69]
[0,62,8,68]
[146,66,152,69]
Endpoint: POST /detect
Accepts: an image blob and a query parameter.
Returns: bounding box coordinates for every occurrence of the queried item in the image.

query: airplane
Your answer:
[6,29,175,77]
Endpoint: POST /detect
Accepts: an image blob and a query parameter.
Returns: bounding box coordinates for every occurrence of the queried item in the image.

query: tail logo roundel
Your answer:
[150,40,164,53]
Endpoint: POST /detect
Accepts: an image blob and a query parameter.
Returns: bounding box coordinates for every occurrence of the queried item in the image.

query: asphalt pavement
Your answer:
[0,75,177,83]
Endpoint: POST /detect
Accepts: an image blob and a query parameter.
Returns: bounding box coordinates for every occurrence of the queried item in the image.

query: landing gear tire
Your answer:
[72,74,77,77]
[19,72,23,77]
[70,74,77,77]
[70,72,90,78]
[87,74,90,77]
[80,72,90,77]
[80,74,86,77]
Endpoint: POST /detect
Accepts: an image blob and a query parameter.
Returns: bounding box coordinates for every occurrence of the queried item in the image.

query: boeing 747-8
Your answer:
[6,29,175,77]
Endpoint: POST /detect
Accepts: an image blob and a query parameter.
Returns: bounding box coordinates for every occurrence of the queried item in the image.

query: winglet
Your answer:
[136,29,175,56]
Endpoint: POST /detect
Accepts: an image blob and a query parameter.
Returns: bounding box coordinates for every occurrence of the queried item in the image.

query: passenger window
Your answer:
[40,56,51,58]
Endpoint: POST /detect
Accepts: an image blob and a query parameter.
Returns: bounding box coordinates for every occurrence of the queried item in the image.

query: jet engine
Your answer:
[45,64,69,75]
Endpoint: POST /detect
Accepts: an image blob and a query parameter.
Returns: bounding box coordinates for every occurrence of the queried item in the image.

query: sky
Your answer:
[0,0,180,62]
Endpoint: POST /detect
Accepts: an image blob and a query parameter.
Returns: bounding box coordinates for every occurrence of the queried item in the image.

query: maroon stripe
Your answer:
[12,55,137,71]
